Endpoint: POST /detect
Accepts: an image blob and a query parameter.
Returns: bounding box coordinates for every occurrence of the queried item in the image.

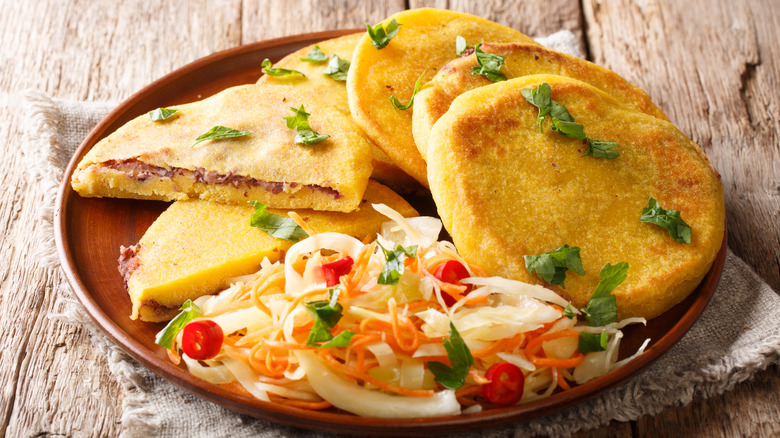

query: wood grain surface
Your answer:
[1,0,777,437]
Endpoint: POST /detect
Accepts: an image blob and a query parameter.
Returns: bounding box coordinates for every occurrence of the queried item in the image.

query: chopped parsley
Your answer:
[563,303,576,319]
[191,125,252,148]
[300,45,328,63]
[376,241,417,285]
[366,19,401,50]
[389,72,424,111]
[304,286,355,347]
[283,105,330,145]
[148,107,179,122]
[583,139,620,159]
[322,54,350,81]
[580,262,629,327]
[154,300,201,349]
[261,58,305,77]
[640,197,692,244]
[249,200,308,242]
[426,322,474,389]
[471,43,507,82]
[524,244,585,288]
[578,330,609,353]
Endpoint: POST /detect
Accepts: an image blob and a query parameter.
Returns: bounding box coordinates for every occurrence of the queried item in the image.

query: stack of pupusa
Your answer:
[342,8,724,320]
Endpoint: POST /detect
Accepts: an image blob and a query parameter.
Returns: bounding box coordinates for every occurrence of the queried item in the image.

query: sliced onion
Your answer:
[462,277,570,308]
[367,342,397,368]
[295,350,460,418]
[209,306,271,335]
[182,355,234,384]
[399,359,426,390]
[222,357,270,401]
[284,233,363,296]
[413,343,447,358]
[496,352,536,372]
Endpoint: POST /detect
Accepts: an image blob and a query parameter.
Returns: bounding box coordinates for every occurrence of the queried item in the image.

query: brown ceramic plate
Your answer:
[55,30,727,436]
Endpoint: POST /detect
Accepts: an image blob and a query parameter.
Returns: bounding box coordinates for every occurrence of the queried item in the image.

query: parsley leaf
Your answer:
[366,19,401,50]
[154,300,201,349]
[578,330,609,353]
[261,58,306,77]
[249,200,308,242]
[322,54,350,81]
[640,197,692,244]
[300,45,328,63]
[191,125,252,148]
[455,35,472,56]
[471,43,507,82]
[522,83,552,132]
[376,241,417,285]
[304,286,355,347]
[283,105,330,145]
[389,72,424,111]
[426,323,474,389]
[563,303,576,319]
[580,262,629,326]
[149,107,179,122]
[583,139,621,159]
[524,244,585,288]
[550,118,587,140]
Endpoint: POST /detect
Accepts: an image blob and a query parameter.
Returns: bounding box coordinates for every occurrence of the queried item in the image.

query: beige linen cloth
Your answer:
[23,31,780,437]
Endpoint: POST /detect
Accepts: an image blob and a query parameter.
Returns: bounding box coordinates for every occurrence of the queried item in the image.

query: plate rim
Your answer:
[54,29,728,435]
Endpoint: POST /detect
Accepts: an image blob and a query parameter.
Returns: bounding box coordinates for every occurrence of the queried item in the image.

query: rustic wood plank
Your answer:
[583,0,780,436]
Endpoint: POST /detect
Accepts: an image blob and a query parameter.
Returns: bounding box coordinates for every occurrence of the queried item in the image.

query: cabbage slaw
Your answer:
[162,204,648,417]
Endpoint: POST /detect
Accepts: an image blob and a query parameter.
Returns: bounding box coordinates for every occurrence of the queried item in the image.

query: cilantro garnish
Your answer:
[522,82,620,158]
[249,200,308,242]
[366,19,401,50]
[283,105,330,145]
[322,54,350,81]
[471,43,507,82]
[261,58,306,77]
[304,286,355,347]
[154,300,201,349]
[300,45,328,63]
[389,72,424,111]
[640,198,692,244]
[580,262,629,327]
[455,35,472,56]
[426,323,474,389]
[578,330,608,353]
[149,107,179,122]
[191,125,252,148]
[563,303,576,319]
[524,244,585,288]
[376,241,417,285]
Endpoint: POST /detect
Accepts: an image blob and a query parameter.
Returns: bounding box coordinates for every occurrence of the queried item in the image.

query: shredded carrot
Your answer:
[556,368,571,390]
[464,295,489,306]
[471,338,508,358]
[468,369,490,385]
[167,347,181,366]
[319,350,434,397]
[287,211,316,236]
[455,385,482,406]
[269,396,332,410]
[524,330,585,368]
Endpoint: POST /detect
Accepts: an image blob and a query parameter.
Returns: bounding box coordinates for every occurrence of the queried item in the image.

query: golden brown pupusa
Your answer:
[427,74,724,320]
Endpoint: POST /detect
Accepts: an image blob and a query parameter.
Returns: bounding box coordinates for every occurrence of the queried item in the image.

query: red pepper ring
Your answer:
[321,256,354,287]
[481,362,525,406]
[433,260,473,306]
[181,320,224,360]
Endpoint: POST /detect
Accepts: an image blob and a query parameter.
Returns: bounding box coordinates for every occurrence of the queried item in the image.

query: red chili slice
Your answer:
[433,260,473,306]
[181,320,224,360]
[482,362,525,406]
[321,256,354,287]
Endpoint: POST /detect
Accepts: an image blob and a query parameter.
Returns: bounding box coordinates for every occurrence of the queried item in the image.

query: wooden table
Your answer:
[2,1,778,436]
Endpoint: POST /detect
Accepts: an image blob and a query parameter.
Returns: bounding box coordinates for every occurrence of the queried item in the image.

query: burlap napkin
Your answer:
[23,31,780,437]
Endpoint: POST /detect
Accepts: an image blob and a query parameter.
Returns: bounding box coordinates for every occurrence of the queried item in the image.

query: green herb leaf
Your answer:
[551,118,587,140]
[377,241,417,285]
[640,198,692,244]
[305,287,348,346]
[563,303,576,319]
[249,200,308,242]
[550,101,575,123]
[366,18,401,50]
[191,125,252,148]
[455,35,472,56]
[578,330,609,353]
[582,139,620,159]
[149,107,179,122]
[426,322,474,389]
[389,72,425,111]
[471,43,507,82]
[318,330,355,348]
[522,83,552,132]
[322,54,350,81]
[300,45,328,63]
[580,262,628,326]
[283,105,330,145]
[154,300,202,349]
[261,58,306,77]
[524,244,585,288]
